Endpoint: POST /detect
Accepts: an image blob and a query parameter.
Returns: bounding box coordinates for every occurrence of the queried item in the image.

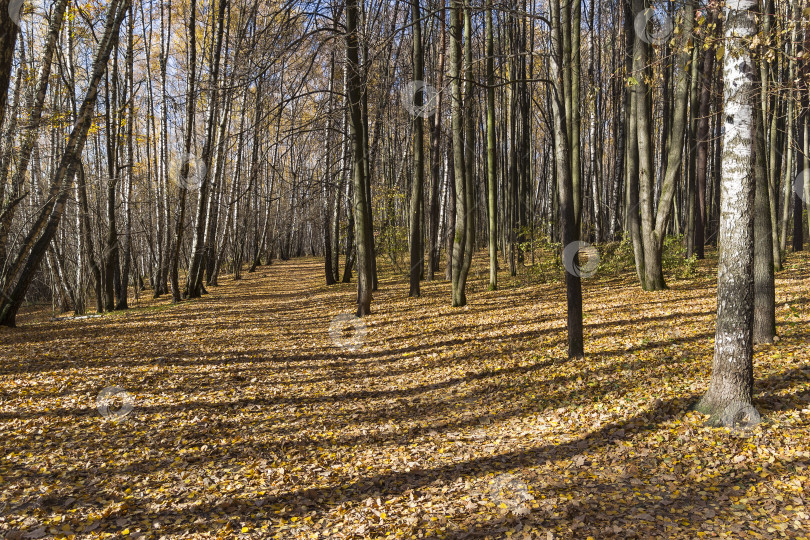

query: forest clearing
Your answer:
[1,251,809,538]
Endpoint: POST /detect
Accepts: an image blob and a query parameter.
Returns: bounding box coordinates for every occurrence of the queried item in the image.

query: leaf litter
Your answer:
[0,252,808,538]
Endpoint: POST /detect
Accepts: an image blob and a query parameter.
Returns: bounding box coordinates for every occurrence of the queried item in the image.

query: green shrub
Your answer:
[599,238,635,276]
[662,235,698,279]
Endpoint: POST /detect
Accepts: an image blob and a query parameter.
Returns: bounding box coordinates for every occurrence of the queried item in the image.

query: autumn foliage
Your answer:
[1,252,809,538]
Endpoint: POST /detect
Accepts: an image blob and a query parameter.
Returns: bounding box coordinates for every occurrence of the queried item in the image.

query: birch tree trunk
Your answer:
[0,0,69,287]
[696,0,758,423]
[0,0,20,142]
[117,4,135,310]
[155,0,172,297]
[186,0,227,298]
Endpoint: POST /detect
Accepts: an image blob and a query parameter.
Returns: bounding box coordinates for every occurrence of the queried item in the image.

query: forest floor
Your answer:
[1,250,810,539]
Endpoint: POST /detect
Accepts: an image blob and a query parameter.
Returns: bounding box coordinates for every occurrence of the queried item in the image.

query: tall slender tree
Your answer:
[697,0,758,423]
[346,0,373,316]
[408,0,425,298]
[486,0,497,291]
[549,0,584,359]
[169,0,198,303]
[449,0,469,308]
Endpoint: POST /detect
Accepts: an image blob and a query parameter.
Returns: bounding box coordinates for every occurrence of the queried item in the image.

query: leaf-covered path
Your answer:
[1,255,809,539]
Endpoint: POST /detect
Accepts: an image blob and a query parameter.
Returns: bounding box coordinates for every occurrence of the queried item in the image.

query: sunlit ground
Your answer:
[1,250,809,538]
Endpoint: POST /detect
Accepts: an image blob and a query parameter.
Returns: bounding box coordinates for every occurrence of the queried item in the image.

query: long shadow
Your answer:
[449,453,796,538]
[134,372,805,537]
[3,350,808,536]
[0,323,792,424]
[0,329,743,422]
[0,357,559,421]
[2,395,691,536]
[388,307,715,348]
[85,393,698,537]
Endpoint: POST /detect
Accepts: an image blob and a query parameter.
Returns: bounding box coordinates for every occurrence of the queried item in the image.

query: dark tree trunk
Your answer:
[694,10,716,260]
[549,0,584,359]
[753,76,776,345]
[408,0,424,298]
[170,0,198,303]
[486,0,497,291]
[346,0,372,316]
[427,2,446,281]
[186,0,227,298]
[449,0,469,308]
[116,6,135,311]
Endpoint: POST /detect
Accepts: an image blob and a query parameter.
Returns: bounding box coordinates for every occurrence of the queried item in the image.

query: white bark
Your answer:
[699,0,757,420]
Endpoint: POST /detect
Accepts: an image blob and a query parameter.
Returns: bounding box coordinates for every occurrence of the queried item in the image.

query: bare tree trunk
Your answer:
[169,0,198,303]
[427,2,446,281]
[685,43,700,258]
[753,70,776,345]
[444,134,455,281]
[486,0,497,291]
[460,2,474,292]
[102,43,122,312]
[449,0,468,308]
[77,160,103,313]
[347,0,372,316]
[408,0,424,297]
[186,0,227,298]
[629,0,693,291]
[694,9,716,260]
[0,49,21,276]
[324,48,338,286]
[155,0,173,297]
[570,0,582,231]
[650,0,695,265]
[331,67,349,284]
[342,182,355,283]
[204,90,231,285]
[0,0,69,287]
[697,0,757,423]
[587,0,600,243]
[0,0,130,327]
[117,4,135,310]
[779,0,800,254]
[632,0,660,291]
[549,0,584,359]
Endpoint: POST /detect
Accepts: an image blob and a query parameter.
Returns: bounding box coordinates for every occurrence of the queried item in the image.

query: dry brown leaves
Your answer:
[0,251,809,539]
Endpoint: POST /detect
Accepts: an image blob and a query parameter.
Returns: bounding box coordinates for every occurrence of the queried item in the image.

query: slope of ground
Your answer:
[1,252,809,539]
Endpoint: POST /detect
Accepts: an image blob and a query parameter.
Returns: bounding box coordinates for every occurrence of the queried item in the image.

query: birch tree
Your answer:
[696,0,758,423]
